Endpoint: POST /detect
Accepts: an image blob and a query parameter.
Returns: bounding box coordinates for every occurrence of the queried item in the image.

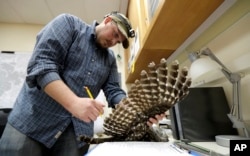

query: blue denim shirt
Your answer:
[8,14,126,148]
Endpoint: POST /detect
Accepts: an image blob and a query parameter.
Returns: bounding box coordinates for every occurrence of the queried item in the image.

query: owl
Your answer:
[79,58,191,144]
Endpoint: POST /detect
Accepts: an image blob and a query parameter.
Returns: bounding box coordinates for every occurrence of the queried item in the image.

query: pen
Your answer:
[170,144,184,153]
[84,86,102,116]
[173,142,190,154]
[84,86,94,99]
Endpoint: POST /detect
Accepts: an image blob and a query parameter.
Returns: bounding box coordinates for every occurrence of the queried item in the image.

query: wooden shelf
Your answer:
[125,0,224,83]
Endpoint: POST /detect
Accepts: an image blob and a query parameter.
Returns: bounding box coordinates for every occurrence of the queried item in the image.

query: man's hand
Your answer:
[44,80,105,123]
[147,114,166,126]
[117,98,166,127]
[70,98,105,122]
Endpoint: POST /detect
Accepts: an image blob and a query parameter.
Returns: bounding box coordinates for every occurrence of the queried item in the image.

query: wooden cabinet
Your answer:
[124,0,224,83]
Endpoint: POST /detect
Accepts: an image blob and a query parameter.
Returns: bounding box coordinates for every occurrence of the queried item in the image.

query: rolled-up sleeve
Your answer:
[26,14,76,89]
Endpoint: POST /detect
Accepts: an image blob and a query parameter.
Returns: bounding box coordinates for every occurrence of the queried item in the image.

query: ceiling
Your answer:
[0,0,129,25]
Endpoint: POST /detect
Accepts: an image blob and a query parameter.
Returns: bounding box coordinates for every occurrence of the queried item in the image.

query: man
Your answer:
[0,12,164,156]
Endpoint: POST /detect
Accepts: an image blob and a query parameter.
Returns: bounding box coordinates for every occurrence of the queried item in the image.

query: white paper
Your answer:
[94,116,104,134]
[86,142,191,156]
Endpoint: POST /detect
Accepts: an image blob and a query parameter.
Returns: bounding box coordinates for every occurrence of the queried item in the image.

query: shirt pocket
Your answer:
[84,64,110,87]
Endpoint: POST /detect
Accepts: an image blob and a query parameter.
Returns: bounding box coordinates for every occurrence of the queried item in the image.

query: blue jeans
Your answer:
[0,123,89,156]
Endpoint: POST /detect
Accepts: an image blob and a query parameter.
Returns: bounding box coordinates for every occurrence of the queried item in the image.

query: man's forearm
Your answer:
[43,80,78,110]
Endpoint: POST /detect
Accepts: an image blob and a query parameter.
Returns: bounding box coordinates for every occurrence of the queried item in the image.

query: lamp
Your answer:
[188,47,249,147]
[189,54,221,84]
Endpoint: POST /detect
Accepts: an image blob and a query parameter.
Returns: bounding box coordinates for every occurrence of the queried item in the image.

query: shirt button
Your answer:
[88,72,91,75]
[92,59,94,62]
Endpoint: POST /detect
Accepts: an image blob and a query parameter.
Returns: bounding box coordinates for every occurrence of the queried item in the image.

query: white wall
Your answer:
[109,45,127,91]
[0,23,43,52]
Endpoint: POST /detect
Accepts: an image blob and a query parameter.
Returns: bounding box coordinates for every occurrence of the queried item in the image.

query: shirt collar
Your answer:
[91,20,108,51]
[90,20,99,40]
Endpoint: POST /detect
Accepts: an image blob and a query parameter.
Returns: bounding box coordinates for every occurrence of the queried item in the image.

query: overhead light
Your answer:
[188,48,249,147]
